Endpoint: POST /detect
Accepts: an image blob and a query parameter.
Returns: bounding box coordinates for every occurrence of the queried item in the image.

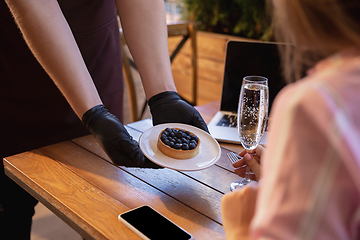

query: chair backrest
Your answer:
[167,22,198,106]
[119,19,198,122]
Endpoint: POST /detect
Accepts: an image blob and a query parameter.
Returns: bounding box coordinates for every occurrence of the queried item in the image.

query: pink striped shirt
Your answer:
[252,48,360,239]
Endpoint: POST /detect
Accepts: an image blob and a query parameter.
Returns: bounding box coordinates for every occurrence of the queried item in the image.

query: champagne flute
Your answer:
[230,76,269,191]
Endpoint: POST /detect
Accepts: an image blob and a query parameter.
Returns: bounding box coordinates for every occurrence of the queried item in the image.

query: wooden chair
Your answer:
[120,21,198,122]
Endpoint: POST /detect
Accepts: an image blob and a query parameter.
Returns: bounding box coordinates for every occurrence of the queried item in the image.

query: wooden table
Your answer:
[3,101,244,240]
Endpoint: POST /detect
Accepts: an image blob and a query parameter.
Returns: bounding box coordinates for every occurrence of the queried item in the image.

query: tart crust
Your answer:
[157,128,200,159]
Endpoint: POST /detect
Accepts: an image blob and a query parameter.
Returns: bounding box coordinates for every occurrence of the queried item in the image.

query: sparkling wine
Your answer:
[238,83,269,150]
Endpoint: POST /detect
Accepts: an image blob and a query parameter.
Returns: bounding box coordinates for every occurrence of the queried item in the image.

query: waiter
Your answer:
[0,0,208,239]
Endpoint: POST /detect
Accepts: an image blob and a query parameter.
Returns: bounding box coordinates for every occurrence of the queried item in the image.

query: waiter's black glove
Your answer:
[82,105,161,168]
[148,91,209,133]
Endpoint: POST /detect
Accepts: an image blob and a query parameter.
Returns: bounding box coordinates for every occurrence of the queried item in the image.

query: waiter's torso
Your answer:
[0,0,124,157]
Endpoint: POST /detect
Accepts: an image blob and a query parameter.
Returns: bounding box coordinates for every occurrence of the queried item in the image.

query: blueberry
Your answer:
[168,141,175,148]
[176,138,182,144]
[175,132,183,139]
[161,134,168,141]
[181,143,189,150]
[191,136,198,142]
[163,139,170,146]
[165,127,172,133]
[181,137,188,144]
[189,142,196,150]
[174,143,181,149]
[185,135,191,140]
[172,129,178,134]
[169,132,175,138]
[190,139,197,145]
[185,130,190,135]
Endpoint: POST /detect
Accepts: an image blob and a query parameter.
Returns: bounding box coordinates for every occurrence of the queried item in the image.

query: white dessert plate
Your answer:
[139,123,221,171]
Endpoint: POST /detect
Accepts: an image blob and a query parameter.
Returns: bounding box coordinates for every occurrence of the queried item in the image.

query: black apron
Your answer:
[0,1,124,238]
[0,0,124,158]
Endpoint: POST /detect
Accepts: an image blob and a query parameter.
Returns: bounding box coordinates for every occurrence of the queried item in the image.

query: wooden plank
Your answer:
[3,150,139,240]
[168,36,191,56]
[69,137,228,223]
[39,141,225,240]
[197,77,223,105]
[172,68,223,104]
[172,71,193,101]
[197,31,258,60]
[197,56,224,84]
[167,22,190,37]
[70,132,242,213]
[181,165,239,194]
[196,32,228,60]
[169,31,256,105]
[170,49,192,75]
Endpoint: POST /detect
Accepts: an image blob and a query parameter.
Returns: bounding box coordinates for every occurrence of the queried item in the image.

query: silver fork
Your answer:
[227,152,240,164]
[228,151,253,183]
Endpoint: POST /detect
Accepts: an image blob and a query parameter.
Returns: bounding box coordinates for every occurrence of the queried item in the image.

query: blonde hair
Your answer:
[271,0,360,82]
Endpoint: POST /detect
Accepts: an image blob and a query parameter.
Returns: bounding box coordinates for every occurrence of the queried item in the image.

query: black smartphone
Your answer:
[118,205,193,240]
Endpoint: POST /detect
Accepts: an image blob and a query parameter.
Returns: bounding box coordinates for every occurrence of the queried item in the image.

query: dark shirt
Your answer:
[0,0,124,158]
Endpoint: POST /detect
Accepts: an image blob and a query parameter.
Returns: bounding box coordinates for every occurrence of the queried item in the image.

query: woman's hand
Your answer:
[232,145,265,181]
[221,182,259,240]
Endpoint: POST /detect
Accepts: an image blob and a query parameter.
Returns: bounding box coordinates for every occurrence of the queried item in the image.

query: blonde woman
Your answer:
[221,0,360,239]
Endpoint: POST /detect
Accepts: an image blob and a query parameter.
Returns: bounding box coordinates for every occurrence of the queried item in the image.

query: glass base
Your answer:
[230,179,251,191]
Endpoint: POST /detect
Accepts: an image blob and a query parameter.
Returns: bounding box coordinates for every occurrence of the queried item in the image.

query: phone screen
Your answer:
[119,205,192,240]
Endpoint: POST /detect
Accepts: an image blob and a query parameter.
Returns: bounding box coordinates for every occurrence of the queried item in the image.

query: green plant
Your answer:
[181,0,273,41]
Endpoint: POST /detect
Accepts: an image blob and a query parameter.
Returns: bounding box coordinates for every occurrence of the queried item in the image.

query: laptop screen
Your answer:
[221,40,287,114]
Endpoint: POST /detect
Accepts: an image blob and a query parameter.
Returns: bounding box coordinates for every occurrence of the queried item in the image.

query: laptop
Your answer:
[207,40,288,144]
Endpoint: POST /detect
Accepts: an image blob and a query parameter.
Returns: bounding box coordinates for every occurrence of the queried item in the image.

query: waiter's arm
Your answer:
[5,0,102,118]
[115,0,177,100]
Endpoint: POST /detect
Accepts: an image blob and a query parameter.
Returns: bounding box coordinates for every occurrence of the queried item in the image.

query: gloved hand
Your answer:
[82,105,161,168]
[148,91,209,133]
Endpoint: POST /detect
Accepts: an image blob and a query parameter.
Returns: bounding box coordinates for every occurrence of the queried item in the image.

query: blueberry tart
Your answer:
[157,127,200,159]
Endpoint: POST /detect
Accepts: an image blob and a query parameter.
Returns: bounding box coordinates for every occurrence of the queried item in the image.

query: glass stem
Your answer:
[245,165,251,183]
